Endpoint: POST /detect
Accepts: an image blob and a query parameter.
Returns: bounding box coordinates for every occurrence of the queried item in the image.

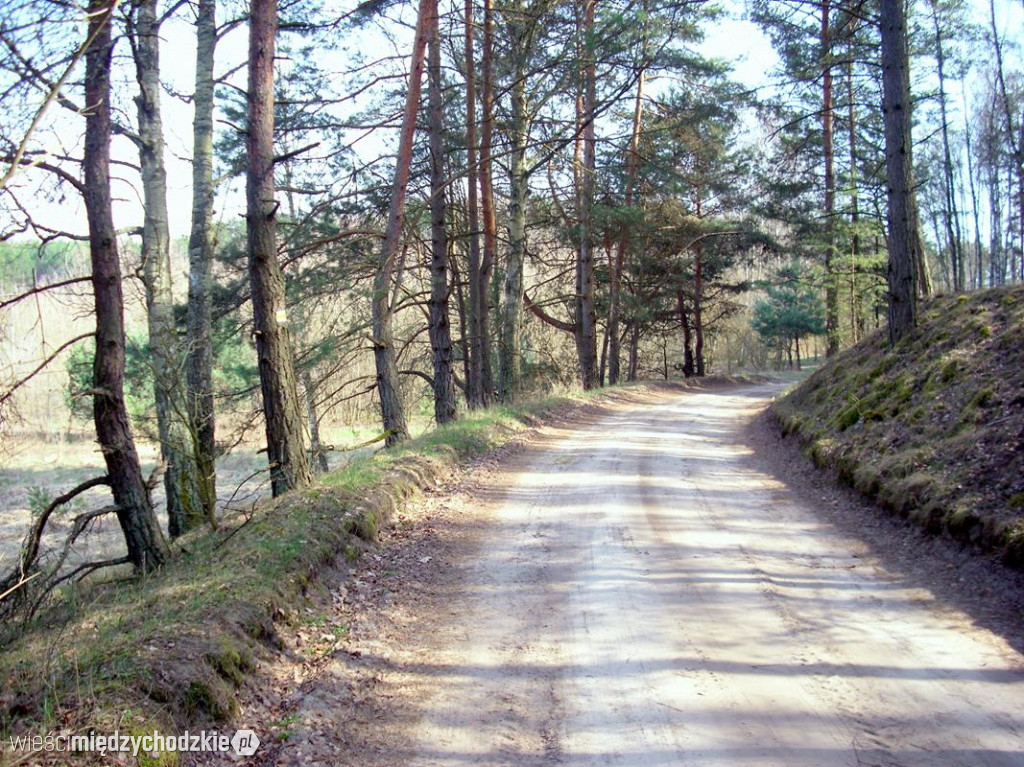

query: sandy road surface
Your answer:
[269,385,1024,767]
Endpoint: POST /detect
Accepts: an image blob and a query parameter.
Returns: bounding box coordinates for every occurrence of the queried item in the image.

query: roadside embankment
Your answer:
[773,285,1024,567]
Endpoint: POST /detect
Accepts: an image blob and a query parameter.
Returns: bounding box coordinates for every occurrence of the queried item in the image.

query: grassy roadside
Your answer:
[0,383,660,766]
[772,285,1024,568]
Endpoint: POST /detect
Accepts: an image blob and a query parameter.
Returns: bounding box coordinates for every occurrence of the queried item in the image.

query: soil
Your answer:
[216,382,1024,767]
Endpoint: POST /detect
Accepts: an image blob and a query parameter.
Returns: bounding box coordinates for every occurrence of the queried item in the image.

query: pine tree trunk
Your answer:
[302,369,329,474]
[85,0,168,571]
[679,290,696,378]
[961,80,984,290]
[574,0,598,390]
[132,0,202,538]
[821,0,840,356]
[449,228,472,394]
[463,0,484,409]
[880,0,919,343]
[186,0,218,523]
[694,251,705,376]
[499,75,529,401]
[930,1,964,293]
[373,0,431,443]
[677,290,694,378]
[247,0,312,492]
[846,54,862,343]
[478,0,497,404]
[627,322,639,382]
[609,64,644,386]
[427,0,458,424]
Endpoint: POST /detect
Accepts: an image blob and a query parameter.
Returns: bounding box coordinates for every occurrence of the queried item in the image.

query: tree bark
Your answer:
[846,53,862,343]
[373,0,431,444]
[930,0,964,293]
[880,0,919,344]
[463,0,484,409]
[627,321,639,382]
[84,0,168,571]
[574,0,598,390]
[821,0,840,356]
[186,0,217,523]
[677,290,694,378]
[247,0,312,493]
[694,251,705,376]
[960,79,984,290]
[426,0,458,424]
[302,369,329,474]
[498,73,529,401]
[131,0,202,538]
[608,62,644,386]
[478,0,497,405]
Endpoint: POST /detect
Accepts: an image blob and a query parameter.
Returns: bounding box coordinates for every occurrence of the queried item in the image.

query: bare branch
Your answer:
[0,332,95,410]
[0,275,93,312]
[0,0,125,189]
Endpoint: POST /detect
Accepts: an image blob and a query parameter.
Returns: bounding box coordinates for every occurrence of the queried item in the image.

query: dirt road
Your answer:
[269,384,1024,767]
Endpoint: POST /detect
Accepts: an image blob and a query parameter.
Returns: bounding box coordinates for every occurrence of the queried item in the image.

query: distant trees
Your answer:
[752,263,825,369]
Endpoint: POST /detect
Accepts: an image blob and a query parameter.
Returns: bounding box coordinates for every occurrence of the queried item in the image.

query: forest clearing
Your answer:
[1,0,1024,763]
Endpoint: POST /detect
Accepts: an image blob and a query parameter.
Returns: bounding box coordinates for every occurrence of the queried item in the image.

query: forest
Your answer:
[0,0,1022,600]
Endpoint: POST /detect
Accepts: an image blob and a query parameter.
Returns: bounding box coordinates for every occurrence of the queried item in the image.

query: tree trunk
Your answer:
[694,252,705,377]
[609,63,644,386]
[478,0,497,405]
[961,80,984,290]
[131,0,202,538]
[450,230,472,396]
[821,0,840,356]
[499,74,529,401]
[373,0,431,444]
[846,53,862,343]
[987,163,1003,286]
[574,0,598,390]
[930,0,964,293]
[426,0,458,425]
[302,369,329,474]
[880,0,919,344]
[247,0,312,492]
[463,0,484,409]
[186,0,217,524]
[677,290,694,378]
[988,0,1024,285]
[627,322,639,382]
[693,194,706,376]
[85,0,168,571]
